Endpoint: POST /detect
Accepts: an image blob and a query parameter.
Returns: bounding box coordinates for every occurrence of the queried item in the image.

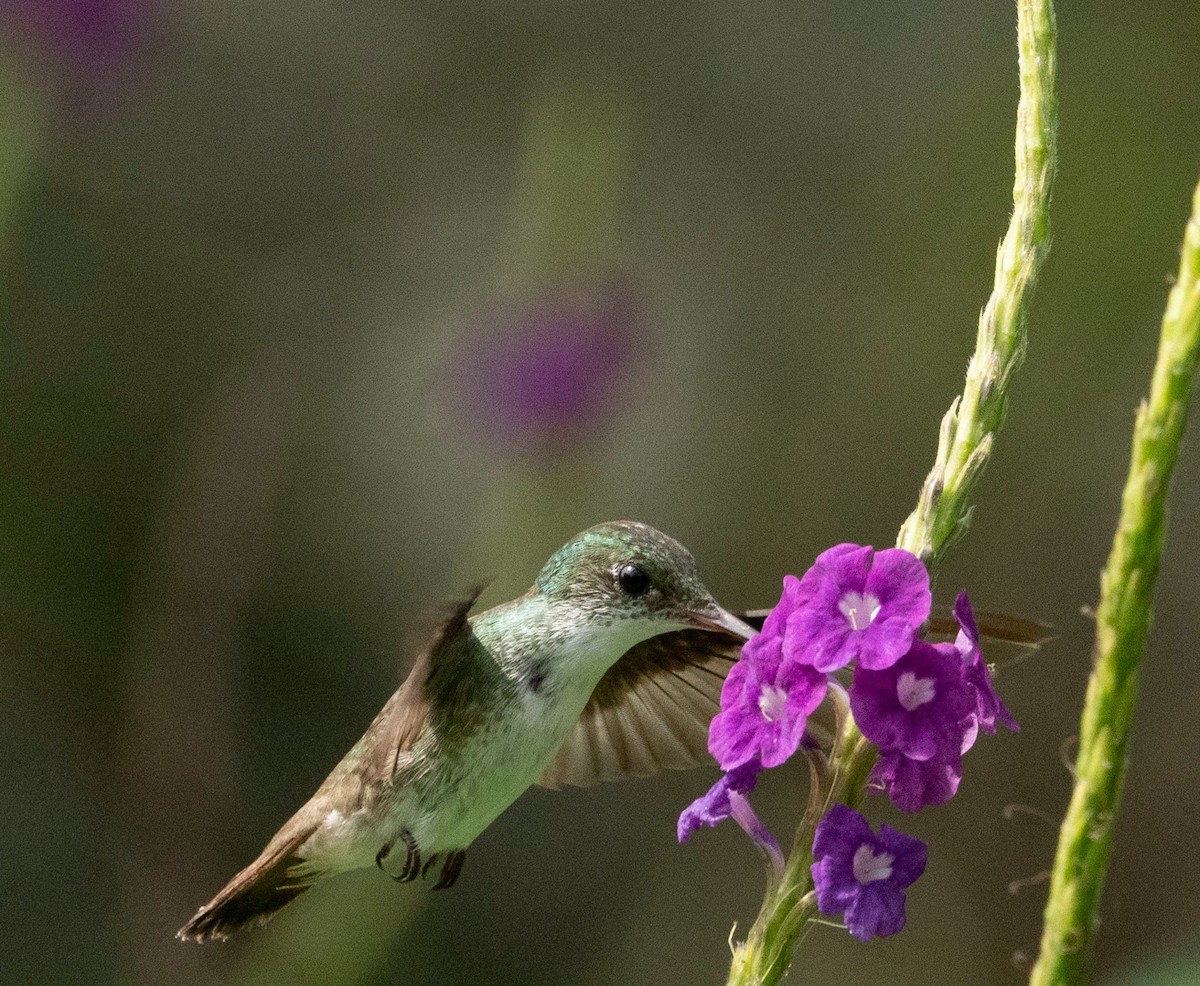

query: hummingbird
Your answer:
[178,521,755,942]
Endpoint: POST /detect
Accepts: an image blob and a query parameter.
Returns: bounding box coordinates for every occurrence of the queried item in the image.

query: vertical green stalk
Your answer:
[1028,180,1200,986]
[896,0,1057,565]
[500,78,633,289]
[0,68,43,272]
[725,1,1056,982]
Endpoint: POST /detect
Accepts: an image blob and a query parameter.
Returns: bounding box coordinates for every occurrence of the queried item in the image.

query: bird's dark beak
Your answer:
[686,603,757,641]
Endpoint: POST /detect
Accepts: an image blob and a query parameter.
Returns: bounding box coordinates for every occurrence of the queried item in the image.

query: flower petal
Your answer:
[866,549,932,629]
[876,824,928,887]
[871,749,964,813]
[953,590,1019,733]
[727,790,785,877]
[677,758,762,842]
[845,883,907,941]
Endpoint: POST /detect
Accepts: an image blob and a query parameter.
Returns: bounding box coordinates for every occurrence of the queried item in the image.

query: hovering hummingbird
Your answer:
[178,521,755,942]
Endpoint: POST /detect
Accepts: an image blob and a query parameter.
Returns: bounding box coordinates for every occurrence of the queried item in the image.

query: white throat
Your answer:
[558,614,683,679]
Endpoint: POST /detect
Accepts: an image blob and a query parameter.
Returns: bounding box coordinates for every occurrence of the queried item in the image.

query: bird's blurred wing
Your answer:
[925,607,1051,648]
[178,588,484,942]
[340,586,485,792]
[741,605,1051,675]
[537,628,740,789]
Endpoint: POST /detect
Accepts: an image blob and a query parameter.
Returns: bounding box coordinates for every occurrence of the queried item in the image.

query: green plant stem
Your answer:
[725,1,1055,982]
[896,0,1057,566]
[1028,178,1200,986]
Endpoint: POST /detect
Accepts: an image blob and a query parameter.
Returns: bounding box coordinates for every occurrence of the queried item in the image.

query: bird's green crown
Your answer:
[532,520,714,621]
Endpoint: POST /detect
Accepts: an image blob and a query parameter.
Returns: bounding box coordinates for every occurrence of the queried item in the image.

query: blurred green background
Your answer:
[3,2,1200,984]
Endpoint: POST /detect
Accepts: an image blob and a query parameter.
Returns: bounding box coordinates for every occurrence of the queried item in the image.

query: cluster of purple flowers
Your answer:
[679,543,1017,942]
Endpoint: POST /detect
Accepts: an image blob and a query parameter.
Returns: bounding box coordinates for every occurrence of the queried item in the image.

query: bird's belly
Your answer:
[396,695,585,854]
[296,744,537,873]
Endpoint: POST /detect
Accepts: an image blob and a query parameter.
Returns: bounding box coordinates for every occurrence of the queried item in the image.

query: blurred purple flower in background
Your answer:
[459,278,638,456]
[0,0,164,110]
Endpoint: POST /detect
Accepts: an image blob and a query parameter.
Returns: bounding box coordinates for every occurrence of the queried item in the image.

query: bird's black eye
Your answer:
[616,563,650,597]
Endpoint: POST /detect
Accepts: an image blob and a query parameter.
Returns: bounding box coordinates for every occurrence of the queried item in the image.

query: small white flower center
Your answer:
[896,671,936,711]
[839,591,881,631]
[758,684,788,722]
[852,843,895,885]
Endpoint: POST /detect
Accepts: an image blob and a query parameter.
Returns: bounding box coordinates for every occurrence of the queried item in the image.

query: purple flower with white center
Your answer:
[811,804,927,942]
[870,693,980,812]
[784,544,931,672]
[2,0,152,74]
[850,640,976,762]
[708,630,829,771]
[677,757,762,842]
[953,591,1019,733]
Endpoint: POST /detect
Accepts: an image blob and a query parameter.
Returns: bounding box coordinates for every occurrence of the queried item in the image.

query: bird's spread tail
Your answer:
[177,825,319,943]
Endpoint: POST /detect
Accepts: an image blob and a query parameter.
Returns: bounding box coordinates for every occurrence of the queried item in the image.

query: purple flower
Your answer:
[872,716,978,813]
[677,757,762,842]
[732,572,805,664]
[811,804,927,941]
[752,574,799,640]
[953,591,1019,733]
[871,748,964,813]
[850,640,976,761]
[708,630,829,771]
[785,544,931,672]
[460,279,638,455]
[727,790,785,877]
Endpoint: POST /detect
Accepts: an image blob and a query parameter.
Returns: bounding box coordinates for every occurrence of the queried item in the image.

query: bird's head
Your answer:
[532,521,754,652]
